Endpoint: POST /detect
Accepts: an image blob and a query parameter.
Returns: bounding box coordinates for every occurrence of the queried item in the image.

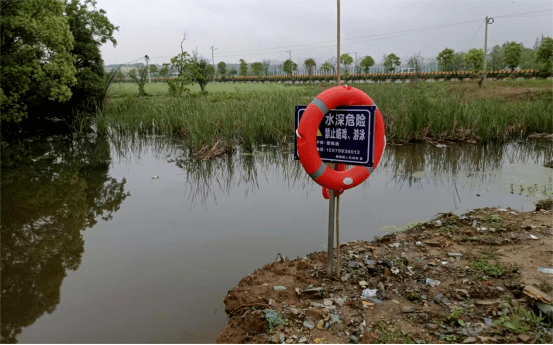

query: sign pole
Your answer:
[327,0,341,278]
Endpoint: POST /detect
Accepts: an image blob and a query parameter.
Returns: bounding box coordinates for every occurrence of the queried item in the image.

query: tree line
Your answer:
[181,38,551,78]
[1,0,118,138]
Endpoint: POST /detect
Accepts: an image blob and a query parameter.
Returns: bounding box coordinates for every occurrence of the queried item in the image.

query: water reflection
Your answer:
[1,136,130,343]
[150,140,552,206]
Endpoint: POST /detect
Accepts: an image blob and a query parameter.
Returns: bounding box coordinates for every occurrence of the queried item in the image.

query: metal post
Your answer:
[145,55,151,83]
[211,46,217,82]
[483,17,489,87]
[327,187,336,277]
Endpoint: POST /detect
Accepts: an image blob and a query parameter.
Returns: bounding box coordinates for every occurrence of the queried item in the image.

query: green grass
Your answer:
[99,80,553,152]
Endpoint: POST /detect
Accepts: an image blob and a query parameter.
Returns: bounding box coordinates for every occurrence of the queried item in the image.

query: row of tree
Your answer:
[205,37,552,77]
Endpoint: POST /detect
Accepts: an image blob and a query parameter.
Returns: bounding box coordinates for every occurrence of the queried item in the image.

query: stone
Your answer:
[402,306,416,313]
[329,314,341,324]
[477,336,497,343]
[433,220,443,228]
[518,334,531,343]
[496,286,504,291]
[349,335,359,343]
[483,318,493,327]
[348,261,361,268]
[273,286,287,291]
[434,293,450,305]
[378,281,385,291]
[426,324,438,329]
[270,334,279,343]
[537,301,553,317]
[426,278,441,286]
[285,339,293,344]
[323,298,333,306]
[474,299,500,306]
[303,320,315,329]
[299,337,307,343]
[334,297,345,306]
[279,333,286,343]
[306,308,322,319]
[463,337,477,343]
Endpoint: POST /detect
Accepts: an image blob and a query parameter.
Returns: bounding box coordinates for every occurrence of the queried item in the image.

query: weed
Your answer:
[539,282,552,293]
[374,322,415,344]
[468,256,506,279]
[407,292,420,302]
[493,304,546,334]
[447,308,466,326]
[263,309,283,333]
[443,334,457,342]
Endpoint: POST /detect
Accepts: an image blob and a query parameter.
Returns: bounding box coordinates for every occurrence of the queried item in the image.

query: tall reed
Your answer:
[98,82,553,150]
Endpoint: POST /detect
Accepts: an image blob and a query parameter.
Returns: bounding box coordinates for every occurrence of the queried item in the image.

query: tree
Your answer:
[452,52,466,71]
[239,59,248,76]
[327,57,337,73]
[128,67,148,96]
[159,64,170,78]
[437,48,455,71]
[304,58,316,75]
[1,0,119,138]
[116,70,125,79]
[320,61,332,74]
[149,64,158,76]
[0,0,77,124]
[536,36,553,73]
[340,54,354,72]
[502,42,522,71]
[168,51,192,97]
[191,57,214,92]
[463,48,484,71]
[519,47,535,69]
[489,45,504,70]
[283,59,298,75]
[359,55,375,73]
[383,53,401,72]
[251,62,264,76]
[262,59,271,75]
[217,61,227,77]
[229,68,238,77]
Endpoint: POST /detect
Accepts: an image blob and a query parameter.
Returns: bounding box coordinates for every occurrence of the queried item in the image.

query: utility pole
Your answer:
[482,17,493,87]
[210,46,217,82]
[145,55,151,83]
[336,0,340,85]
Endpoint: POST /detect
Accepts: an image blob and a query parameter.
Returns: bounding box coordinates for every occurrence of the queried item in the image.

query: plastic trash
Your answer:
[538,267,553,275]
[361,288,378,299]
[415,241,423,246]
[529,234,538,240]
[391,267,399,274]
[152,176,159,179]
[426,278,441,287]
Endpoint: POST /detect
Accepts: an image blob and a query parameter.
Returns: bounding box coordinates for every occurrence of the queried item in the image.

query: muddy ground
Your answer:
[217,201,553,344]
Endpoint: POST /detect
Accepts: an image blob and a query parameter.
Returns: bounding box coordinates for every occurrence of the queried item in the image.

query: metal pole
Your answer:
[483,17,489,87]
[211,46,217,82]
[336,191,341,278]
[336,0,341,85]
[327,188,335,277]
[145,55,151,83]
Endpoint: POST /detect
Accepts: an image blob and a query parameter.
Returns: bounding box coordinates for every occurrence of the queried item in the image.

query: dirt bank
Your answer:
[217,202,553,344]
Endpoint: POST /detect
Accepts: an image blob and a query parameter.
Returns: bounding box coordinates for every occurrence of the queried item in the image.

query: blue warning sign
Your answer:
[294,105,376,166]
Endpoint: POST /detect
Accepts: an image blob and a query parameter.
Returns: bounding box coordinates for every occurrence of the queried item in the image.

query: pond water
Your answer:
[1,136,552,343]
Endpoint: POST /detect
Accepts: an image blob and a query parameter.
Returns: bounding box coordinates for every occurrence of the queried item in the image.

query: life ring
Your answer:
[322,164,346,199]
[297,85,385,191]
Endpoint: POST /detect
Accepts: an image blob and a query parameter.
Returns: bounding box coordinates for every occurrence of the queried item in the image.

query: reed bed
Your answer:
[98,81,553,152]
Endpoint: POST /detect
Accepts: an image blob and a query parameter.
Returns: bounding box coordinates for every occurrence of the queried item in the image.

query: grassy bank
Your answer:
[98,80,553,151]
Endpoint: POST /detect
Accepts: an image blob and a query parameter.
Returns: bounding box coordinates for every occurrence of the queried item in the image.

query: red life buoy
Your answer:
[322,163,346,199]
[297,85,385,191]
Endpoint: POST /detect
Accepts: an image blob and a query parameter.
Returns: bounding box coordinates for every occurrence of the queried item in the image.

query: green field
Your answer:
[99,80,553,151]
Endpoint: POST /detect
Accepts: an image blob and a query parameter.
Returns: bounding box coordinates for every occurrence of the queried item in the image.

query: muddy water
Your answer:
[2,137,551,343]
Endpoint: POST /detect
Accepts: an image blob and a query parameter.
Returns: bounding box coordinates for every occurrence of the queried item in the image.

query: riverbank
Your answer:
[217,202,553,344]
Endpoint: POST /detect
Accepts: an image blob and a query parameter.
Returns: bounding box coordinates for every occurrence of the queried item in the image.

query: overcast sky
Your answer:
[97,0,553,67]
